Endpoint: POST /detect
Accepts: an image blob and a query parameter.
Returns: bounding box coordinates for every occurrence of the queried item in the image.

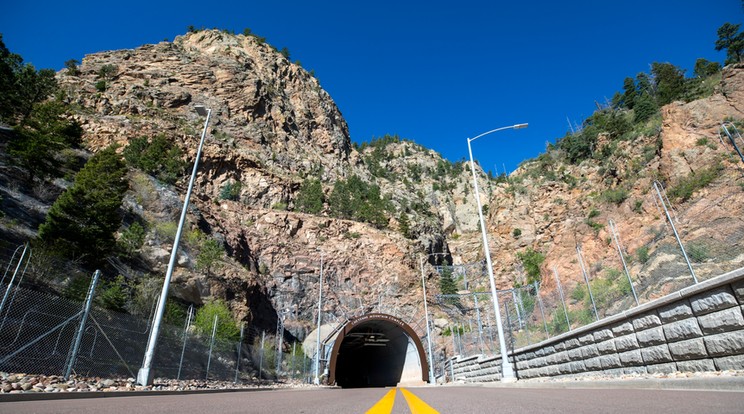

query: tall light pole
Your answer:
[137,105,212,386]
[467,123,527,382]
[419,255,437,385]
[314,253,323,385]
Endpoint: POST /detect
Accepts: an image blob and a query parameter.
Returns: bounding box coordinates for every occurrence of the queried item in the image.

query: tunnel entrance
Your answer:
[328,313,428,388]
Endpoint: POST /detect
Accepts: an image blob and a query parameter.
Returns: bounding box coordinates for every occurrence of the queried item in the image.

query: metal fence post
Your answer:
[0,243,29,317]
[576,244,599,321]
[177,305,194,380]
[290,341,296,380]
[721,122,744,164]
[553,267,571,331]
[534,282,550,338]
[206,314,218,380]
[64,270,101,380]
[609,219,640,305]
[259,331,265,380]
[473,293,484,354]
[276,316,284,376]
[653,181,698,284]
[234,322,244,383]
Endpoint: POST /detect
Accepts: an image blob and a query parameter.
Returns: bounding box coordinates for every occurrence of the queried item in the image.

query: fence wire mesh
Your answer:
[0,276,299,382]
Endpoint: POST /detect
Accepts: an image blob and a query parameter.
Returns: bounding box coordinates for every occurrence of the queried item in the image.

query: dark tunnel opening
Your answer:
[329,314,428,388]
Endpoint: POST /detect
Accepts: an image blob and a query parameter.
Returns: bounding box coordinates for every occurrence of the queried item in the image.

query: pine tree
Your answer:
[651,62,686,106]
[621,77,637,109]
[633,92,658,123]
[715,22,744,65]
[9,100,82,182]
[439,260,460,306]
[398,212,411,238]
[296,178,324,214]
[38,145,128,265]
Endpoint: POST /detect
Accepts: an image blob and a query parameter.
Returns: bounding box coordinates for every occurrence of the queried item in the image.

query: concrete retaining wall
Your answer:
[446,267,744,382]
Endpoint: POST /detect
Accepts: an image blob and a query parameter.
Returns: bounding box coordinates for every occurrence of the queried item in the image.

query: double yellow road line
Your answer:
[365,387,439,414]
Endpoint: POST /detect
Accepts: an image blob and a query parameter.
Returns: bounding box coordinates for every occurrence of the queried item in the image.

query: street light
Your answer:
[314,253,324,385]
[466,123,527,382]
[137,105,212,386]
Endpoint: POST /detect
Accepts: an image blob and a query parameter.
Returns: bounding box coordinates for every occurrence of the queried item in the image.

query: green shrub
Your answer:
[571,284,587,302]
[63,274,92,302]
[548,308,570,334]
[601,188,628,205]
[687,242,710,263]
[118,222,146,257]
[516,248,545,285]
[636,246,650,264]
[155,221,178,243]
[97,275,129,312]
[220,180,242,201]
[272,202,288,211]
[587,208,600,219]
[123,135,186,184]
[667,163,723,203]
[512,228,522,238]
[193,299,240,342]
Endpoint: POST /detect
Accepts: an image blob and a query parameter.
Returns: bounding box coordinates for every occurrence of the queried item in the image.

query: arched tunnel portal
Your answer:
[328,313,429,388]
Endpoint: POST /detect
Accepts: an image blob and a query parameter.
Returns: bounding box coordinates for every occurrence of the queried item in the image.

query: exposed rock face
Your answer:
[55,30,448,339]
[470,64,744,314]
[33,28,744,348]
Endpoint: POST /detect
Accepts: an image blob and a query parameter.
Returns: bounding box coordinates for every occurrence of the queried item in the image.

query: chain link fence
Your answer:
[0,264,317,383]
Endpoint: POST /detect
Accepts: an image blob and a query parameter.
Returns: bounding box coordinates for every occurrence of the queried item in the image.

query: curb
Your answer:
[0,386,278,402]
[468,377,744,392]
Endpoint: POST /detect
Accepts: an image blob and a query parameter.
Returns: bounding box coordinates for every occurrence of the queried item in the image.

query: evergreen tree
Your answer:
[715,22,744,65]
[38,145,128,265]
[438,260,460,306]
[195,238,224,275]
[635,72,654,96]
[0,35,57,124]
[398,212,411,238]
[296,178,324,214]
[123,134,185,184]
[329,175,388,228]
[64,59,81,76]
[633,92,658,123]
[9,100,82,182]
[693,58,721,78]
[621,77,637,109]
[0,34,22,123]
[651,62,686,106]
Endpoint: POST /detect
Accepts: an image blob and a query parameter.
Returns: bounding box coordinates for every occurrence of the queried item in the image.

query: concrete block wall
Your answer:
[447,267,744,382]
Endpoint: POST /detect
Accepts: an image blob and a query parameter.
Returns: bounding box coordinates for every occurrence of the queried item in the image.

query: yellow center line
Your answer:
[365,388,397,414]
[400,387,440,414]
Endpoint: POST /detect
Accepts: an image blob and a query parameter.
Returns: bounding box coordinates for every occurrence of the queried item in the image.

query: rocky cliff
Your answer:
[4,29,744,348]
[49,30,488,339]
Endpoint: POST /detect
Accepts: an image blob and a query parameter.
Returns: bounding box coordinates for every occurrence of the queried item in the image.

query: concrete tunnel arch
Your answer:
[328,313,429,388]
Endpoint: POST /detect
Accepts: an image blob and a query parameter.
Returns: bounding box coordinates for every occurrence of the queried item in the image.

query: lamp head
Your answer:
[195,105,209,117]
[513,123,528,129]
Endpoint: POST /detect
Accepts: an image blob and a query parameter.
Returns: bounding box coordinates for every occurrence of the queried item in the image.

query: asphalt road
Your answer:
[2,386,744,414]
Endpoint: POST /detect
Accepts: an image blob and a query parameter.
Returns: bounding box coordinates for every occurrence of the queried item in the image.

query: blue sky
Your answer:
[1,1,740,175]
